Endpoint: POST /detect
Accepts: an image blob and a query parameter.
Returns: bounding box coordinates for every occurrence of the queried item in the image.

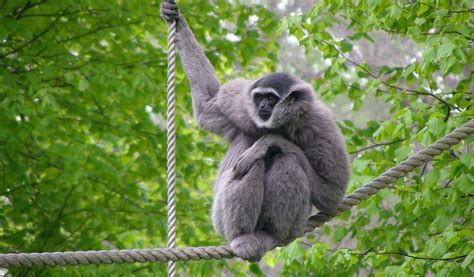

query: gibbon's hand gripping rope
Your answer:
[0,119,472,268]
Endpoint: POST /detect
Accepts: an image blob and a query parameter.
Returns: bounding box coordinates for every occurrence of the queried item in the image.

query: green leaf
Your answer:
[284,241,306,262]
[331,76,343,90]
[249,263,263,274]
[432,215,452,232]
[367,200,380,216]
[414,18,426,25]
[389,5,402,20]
[78,77,90,92]
[461,251,474,269]
[430,241,447,257]
[395,145,411,161]
[333,226,348,242]
[417,4,430,15]
[437,43,456,59]
[426,118,446,137]
[453,175,474,194]
[460,154,473,169]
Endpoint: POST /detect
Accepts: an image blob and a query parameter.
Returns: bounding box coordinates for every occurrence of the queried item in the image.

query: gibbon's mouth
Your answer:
[258,112,271,121]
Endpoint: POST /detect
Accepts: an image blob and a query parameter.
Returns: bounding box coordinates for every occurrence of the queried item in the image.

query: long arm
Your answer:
[300,123,350,214]
[162,2,235,137]
[305,146,349,214]
[304,137,350,191]
[175,16,220,116]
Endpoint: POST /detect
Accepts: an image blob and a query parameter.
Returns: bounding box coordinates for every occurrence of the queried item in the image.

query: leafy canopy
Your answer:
[0,0,472,275]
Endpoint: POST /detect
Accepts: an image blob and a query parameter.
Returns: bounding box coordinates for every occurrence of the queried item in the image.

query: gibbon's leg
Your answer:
[214,160,266,262]
[211,182,225,237]
[256,153,311,250]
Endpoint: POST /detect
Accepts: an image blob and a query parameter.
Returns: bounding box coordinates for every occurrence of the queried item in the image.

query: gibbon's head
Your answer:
[247,73,314,129]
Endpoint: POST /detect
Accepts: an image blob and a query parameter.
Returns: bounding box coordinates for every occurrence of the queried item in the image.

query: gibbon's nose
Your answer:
[259,103,270,112]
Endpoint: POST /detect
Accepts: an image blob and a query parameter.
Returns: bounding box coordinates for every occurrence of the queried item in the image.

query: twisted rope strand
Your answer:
[305,119,474,231]
[0,247,234,268]
[166,19,178,277]
[1,119,472,268]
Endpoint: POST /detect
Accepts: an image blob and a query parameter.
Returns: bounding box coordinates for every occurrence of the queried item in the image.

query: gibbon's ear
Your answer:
[285,83,313,102]
[284,90,301,103]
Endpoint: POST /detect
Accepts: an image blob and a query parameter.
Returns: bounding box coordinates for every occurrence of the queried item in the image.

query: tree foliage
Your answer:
[0,0,472,275]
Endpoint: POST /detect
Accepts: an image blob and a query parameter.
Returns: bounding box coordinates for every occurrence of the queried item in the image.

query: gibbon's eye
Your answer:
[256,95,263,101]
[267,95,278,104]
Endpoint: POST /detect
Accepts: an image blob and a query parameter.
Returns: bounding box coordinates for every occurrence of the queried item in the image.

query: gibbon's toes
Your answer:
[230,234,264,262]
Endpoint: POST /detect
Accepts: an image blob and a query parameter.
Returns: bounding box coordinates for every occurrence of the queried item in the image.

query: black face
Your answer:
[254,92,280,121]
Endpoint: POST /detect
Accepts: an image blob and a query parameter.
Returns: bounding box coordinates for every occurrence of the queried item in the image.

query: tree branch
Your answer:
[38,186,75,251]
[354,250,467,261]
[17,10,81,18]
[350,139,406,155]
[15,150,157,214]
[0,13,61,58]
[55,20,142,44]
[388,29,473,41]
[319,39,462,112]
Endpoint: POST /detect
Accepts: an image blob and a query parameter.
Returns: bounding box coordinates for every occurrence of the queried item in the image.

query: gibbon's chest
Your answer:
[276,126,313,152]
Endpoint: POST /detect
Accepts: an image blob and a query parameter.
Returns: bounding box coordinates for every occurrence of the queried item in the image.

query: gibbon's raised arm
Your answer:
[161,2,234,136]
[174,17,220,109]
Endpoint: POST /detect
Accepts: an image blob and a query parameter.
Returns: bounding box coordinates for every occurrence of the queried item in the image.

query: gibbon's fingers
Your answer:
[162,2,177,10]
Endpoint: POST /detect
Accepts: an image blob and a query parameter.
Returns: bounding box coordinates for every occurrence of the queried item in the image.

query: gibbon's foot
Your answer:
[230,234,264,262]
[254,231,278,252]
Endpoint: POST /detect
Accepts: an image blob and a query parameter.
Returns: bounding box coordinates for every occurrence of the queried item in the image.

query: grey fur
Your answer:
[161,2,350,262]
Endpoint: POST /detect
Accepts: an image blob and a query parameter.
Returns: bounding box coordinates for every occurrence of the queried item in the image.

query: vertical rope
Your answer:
[166,17,177,277]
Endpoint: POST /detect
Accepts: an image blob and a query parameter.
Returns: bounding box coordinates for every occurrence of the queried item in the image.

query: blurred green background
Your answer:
[0,0,472,275]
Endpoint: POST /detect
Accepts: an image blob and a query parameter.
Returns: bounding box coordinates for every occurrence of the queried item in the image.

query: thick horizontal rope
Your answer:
[0,247,234,268]
[305,118,474,231]
[0,119,472,268]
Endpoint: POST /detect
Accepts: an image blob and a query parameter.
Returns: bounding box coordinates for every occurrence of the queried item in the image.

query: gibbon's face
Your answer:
[248,72,308,129]
[250,72,295,122]
[252,89,280,121]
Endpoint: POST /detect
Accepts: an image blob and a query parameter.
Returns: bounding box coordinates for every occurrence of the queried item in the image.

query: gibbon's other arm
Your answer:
[160,1,233,136]
[302,126,350,214]
[233,134,312,179]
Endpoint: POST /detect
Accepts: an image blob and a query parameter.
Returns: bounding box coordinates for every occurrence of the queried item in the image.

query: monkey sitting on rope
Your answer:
[161,1,350,262]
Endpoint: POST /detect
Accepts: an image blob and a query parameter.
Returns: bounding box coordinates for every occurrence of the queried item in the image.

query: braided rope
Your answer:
[166,18,178,277]
[1,119,472,268]
[0,247,234,268]
[305,118,474,231]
